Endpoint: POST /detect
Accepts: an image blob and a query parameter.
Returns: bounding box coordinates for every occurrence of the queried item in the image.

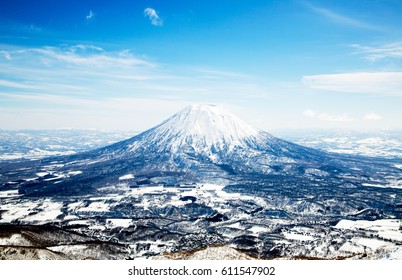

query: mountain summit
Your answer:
[151,104,260,146]
[131,104,267,155]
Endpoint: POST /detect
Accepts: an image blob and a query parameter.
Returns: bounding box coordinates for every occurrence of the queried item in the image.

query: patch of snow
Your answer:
[24,177,39,182]
[77,201,110,213]
[353,237,393,251]
[349,208,370,216]
[88,225,106,231]
[0,201,39,223]
[43,173,67,181]
[362,183,386,188]
[335,219,400,231]
[339,241,365,254]
[283,232,315,241]
[248,226,267,235]
[167,197,188,207]
[68,220,91,226]
[67,201,85,211]
[106,218,132,228]
[89,195,124,201]
[305,168,329,177]
[68,171,82,176]
[63,215,80,221]
[386,179,402,189]
[378,230,402,242]
[226,222,244,230]
[0,190,20,198]
[335,219,402,242]
[23,200,63,222]
[119,174,134,180]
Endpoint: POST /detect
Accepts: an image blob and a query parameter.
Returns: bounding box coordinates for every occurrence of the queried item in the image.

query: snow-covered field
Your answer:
[275,130,402,159]
[335,219,402,243]
[0,129,137,161]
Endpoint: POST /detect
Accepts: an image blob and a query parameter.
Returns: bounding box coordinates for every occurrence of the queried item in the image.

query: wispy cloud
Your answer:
[86,10,95,21]
[0,50,12,60]
[305,2,381,31]
[24,23,42,33]
[0,22,45,40]
[0,45,159,98]
[195,68,252,80]
[26,45,155,68]
[364,113,382,121]
[0,79,38,89]
[0,44,267,129]
[352,42,402,61]
[302,72,402,96]
[303,109,354,122]
[144,8,163,26]
[302,109,316,118]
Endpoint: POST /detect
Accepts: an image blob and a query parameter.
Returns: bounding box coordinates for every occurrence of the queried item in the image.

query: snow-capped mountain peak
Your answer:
[151,104,261,146]
[117,104,320,173]
[127,104,270,158]
[124,104,271,158]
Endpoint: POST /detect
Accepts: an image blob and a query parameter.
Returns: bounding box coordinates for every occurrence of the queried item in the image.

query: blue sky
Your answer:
[1,0,402,131]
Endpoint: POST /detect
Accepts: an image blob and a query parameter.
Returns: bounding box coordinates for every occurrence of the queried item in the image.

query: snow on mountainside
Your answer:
[143,104,262,151]
[109,104,325,170]
[123,104,279,163]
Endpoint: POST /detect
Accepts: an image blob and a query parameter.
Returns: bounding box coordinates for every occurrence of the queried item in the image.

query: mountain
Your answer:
[1,105,402,260]
[2,104,399,197]
[85,104,329,173]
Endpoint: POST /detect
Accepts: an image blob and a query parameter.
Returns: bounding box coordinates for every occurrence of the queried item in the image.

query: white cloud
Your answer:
[303,109,354,122]
[70,44,103,52]
[144,8,163,26]
[0,79,36,89]
[305,3,381,31]
[86,10,95,20]
[303,109,316,118]
[0,51,12,60]
[196,68,252,80]
[0,45,159,101]
[352,42,402,61]
[302,72,402,96]
[32,46,154,68]
[364,113,382,121]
